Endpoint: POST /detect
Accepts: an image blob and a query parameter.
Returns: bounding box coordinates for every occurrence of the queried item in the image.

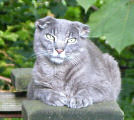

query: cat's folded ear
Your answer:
[72,22,90,38]
[35,16,56,30]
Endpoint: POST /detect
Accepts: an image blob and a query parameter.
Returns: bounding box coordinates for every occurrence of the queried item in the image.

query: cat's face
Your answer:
[35,16,89,64]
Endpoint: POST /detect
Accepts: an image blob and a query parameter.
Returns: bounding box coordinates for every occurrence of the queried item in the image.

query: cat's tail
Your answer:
[103,53,121,100]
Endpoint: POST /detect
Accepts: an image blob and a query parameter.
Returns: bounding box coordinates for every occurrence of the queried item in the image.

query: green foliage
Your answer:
[89,0,134,53]
[0,0,134,120]
[77,0,96,12]
[49,1,67,17]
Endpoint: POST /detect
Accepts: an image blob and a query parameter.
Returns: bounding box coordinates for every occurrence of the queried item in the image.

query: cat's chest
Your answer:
[39,64,66,89]
[40,63,66,80]
[53,66,65,80]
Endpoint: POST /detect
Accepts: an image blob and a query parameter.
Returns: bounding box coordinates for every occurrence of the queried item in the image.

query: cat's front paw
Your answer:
[40,92,67,107]
[68,96,93,108]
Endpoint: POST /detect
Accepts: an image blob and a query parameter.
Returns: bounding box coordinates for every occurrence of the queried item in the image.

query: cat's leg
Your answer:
[68,89,93,108]
[67,81,114,108]
[27,82,67,106]
[33,88,67,107]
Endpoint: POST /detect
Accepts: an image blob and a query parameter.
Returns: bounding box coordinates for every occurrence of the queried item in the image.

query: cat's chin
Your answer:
[50,57,64,64]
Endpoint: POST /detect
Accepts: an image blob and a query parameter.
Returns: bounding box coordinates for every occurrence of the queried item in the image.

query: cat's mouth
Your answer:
[49,50,66,64]
[50,57,65,64]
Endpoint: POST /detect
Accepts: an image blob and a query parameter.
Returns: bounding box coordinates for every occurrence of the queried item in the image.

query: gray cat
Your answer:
[27,16,121,108]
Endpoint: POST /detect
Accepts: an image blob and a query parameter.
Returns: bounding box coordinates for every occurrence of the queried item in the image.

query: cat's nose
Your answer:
[56,49,64,54]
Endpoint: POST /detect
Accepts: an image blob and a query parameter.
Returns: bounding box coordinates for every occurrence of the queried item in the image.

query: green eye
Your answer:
[67,38,77,44]
[45,34,55,41]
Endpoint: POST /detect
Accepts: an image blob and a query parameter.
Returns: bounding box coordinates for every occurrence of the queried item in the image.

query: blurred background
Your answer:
[0,0,134,120]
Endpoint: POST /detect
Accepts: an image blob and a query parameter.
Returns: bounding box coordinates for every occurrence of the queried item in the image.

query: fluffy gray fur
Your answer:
[27,16,121,108]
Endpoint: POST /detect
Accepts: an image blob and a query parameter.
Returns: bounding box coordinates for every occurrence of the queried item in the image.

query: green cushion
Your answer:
[22,100,124,120]
[11,68,32,92]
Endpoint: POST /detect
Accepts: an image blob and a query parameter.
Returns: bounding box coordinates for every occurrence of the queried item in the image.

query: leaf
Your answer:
[3,32,18,41]
[89,0,134,53]
[65,0,77,6]
[50,2,67,17]
[0,38,5,46]
[64,7,81,21]
[77,0,96,12]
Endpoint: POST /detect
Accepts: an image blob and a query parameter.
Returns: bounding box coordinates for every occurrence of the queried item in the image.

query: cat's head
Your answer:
[34,16,90,64]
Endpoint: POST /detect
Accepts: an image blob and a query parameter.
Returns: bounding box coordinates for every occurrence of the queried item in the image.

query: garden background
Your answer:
[0,0,134,120]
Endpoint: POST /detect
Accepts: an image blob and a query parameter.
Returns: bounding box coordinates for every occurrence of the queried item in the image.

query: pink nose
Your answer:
[56,49,63,54]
